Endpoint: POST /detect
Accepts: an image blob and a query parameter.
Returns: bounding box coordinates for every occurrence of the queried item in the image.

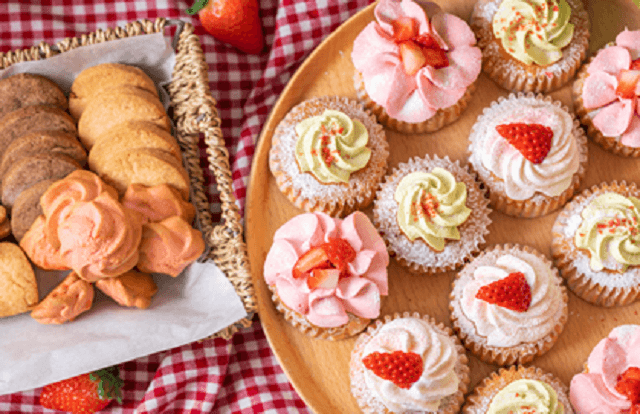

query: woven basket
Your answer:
[0,18,256,340]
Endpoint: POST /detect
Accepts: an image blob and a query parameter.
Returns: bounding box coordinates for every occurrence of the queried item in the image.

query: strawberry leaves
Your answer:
[475,271,532,312]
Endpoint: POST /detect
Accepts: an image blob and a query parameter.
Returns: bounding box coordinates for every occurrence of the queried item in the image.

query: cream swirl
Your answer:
[461,252,563,347]
[575,193,640,272]
[476,98,580,200]
[295,109,371,184]
[362,317,460,412]
[394,168,471,251]
[488,379,564,414]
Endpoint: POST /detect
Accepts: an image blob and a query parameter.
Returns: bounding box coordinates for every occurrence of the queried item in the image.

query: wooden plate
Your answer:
[246,1,640,412]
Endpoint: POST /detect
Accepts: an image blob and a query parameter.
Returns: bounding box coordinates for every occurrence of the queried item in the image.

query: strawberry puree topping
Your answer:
[582,29,640,147]
[570,325,640,413]
[263,212,389,328]
[352,0,481,123]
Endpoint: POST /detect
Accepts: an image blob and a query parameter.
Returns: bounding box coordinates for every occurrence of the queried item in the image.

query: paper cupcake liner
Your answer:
[449,244,569,366]
[350,311,470,414]
[353,71,475,134]
[573,51,640,158]
[463,365,574,414]
[551,181,640,307]
[269,95,390,217]
[468,92,589,218]
[470,0,589,93]
[268,285,372,341]
[373,155,492,275]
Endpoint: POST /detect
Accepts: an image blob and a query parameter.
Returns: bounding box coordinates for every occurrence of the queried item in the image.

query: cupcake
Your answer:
[373,154,491,275]
[464,365,573,414]
[263,211,389,340]
[450,244,568,366]
[350,312,470,414]
[573,29,640,157]
[468,93,588,218]
[570,325,640,413]
[269,96,389,217]
[551,181,640,307]
[351,0,481,133]
[470,0,590,93]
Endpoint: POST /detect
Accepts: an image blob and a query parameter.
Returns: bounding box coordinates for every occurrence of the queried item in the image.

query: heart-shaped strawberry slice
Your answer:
[495,123,554,164]
[362,350,423,389]
[475,271,532,312]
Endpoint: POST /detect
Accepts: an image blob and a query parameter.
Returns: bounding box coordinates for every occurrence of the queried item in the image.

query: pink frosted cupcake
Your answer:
[573,29,640,157]
[570,325,640,413]
[263,211,389,340]
[352,0,481,133]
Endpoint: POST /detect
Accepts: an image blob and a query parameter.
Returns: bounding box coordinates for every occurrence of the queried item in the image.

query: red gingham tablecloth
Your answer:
[0,0,374,412]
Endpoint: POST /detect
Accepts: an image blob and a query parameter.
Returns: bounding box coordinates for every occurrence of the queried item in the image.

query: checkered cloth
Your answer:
[0,0,374,412]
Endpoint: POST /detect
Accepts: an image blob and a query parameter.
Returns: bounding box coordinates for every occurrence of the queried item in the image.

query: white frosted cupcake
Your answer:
[269,96,389,217]
[468,93,588,218]
[449,244,568,366]
[350,312,470,414]
[373,155,491,275]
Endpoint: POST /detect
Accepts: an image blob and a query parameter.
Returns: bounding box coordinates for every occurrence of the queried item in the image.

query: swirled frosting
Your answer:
[295,110,371,184]
[493,0,574,66]
[137,216,205,277]
[488,379,564,414]
[263,211,389,328]
[31,272,94,325]
[362,317,459,412]
[570,325,640,413]
[575,193,640,272]
[122,183,196,223]
[461,252,563,347]
[474,98,580,200]
[394,168,471,251]
[20,215,69,271]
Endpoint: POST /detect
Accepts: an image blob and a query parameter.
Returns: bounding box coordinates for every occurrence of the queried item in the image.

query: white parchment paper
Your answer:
[0,33,248,395]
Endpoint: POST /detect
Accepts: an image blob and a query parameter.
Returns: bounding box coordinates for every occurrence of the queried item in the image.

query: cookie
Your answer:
[91,147,190,199]
[77,85,171,150]
[11,179,57,242]
[69,63,158,120]
[0,130,86,180]
[0,73,67,120]
[0,241,38,318]
[1,153,80,208]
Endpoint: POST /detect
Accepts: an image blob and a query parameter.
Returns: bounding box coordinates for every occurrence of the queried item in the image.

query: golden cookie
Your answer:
[0,242,38,318]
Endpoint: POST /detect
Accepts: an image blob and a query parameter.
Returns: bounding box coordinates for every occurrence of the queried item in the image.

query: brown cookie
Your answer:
[69,63,158,120]
[0,105,77,161]
[1,153,80,208]
[0,130,86,180]
[88,120,182,172]
[91,147,190,199]
[77,85,171,150]
[0,73,68,121]
[0,241,38,318]
[11,179,57,242]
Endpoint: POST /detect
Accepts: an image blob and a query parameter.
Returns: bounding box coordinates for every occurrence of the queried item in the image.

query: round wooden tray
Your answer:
[246,1,640,412]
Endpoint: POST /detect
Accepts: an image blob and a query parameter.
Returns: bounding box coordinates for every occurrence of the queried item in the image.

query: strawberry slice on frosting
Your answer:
[352,0,481,123]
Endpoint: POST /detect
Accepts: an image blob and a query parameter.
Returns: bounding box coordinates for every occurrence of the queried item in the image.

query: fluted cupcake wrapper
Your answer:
[463,365,574,414]
[449,244,569,366]
[350,311,470,414]
[470,0,590,93]
[551,181,640,307]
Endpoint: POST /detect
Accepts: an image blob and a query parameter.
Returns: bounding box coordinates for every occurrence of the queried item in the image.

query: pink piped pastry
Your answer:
[31,272,94,325]
[574,29,640,157]
[263,211,389,340]
[570,325,640,413]
[352,0,481,133]
[121,183,196,223]
[20,215,69,271]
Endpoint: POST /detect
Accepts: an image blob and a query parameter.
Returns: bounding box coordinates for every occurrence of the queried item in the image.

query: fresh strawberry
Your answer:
[198,0,264,54]
[414,33,441,49]
[475,271,532,312]
[39,366,123,414]
[630,58,640,71]
[362,350,424,389]
[400,41,427,76]
[307,268,340,290]
[616,70,640,99]
[323,238,356,276]
[616,367,640,405]
[495,123,554,164]
[391,17,418,42]
[421,47,449,69]
[292,247,330,279]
